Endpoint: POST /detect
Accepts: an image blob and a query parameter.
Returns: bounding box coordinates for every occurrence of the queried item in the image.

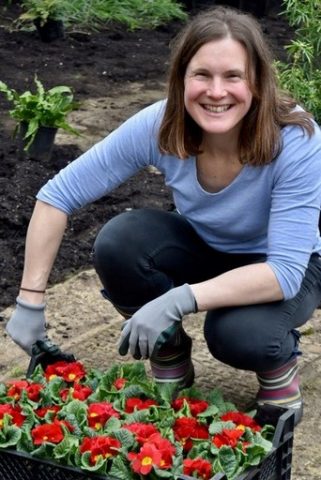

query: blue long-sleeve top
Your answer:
[37,100,321,300]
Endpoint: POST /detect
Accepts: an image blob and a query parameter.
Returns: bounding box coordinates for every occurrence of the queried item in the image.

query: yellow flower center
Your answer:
[68,373,76,381]
[237,424,245,431]
[95,422,102,430]
[142,456,153,466]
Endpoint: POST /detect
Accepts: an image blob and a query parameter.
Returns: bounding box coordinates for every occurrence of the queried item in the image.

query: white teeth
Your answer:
[204,104,230,113]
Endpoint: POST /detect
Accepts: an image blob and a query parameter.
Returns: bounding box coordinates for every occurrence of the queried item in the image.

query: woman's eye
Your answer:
[227,72,243,79]
[194,71,209,78]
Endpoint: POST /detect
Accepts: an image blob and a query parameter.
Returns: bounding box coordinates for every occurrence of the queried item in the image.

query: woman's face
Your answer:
[184,37,253,142]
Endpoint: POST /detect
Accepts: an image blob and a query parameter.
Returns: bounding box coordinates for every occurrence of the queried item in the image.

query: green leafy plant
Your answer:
[276,0,321,123]
[54,0,187,31]
[0,360,275,480]
[0,77,79,150]
[18,0,66,27]
[16,0,187,33]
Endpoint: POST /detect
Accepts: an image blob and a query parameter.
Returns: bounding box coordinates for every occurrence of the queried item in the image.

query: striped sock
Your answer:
[256,357,302,410]
[150,328,194,388]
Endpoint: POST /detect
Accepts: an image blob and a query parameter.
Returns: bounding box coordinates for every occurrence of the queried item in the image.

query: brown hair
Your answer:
[158,6,314,165]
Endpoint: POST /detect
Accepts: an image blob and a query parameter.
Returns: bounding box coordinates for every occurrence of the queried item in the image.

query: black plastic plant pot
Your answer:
[18,122,58,161]
[34,18,65,42]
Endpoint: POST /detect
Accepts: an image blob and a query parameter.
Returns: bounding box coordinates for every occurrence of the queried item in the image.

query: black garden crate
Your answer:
[0,405,294,480]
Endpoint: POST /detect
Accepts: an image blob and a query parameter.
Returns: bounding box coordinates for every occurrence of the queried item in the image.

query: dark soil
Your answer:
[0,1,292,310]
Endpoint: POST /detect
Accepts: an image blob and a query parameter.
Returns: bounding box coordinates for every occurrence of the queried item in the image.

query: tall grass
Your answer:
[62,0,187,31]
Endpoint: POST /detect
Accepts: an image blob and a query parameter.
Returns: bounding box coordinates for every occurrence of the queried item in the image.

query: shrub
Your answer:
[276,0,321,124]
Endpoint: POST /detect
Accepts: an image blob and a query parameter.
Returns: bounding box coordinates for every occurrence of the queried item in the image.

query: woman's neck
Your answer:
[200,132,240,163]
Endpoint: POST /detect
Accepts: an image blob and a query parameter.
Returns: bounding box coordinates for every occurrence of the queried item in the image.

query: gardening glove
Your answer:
[6,297,47,356]
[118,284,197,359]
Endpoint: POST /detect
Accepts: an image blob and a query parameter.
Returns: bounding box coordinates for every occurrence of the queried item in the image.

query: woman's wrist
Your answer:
[19,287,46,304]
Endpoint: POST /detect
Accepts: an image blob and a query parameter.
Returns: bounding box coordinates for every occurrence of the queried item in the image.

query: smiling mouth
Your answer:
[202,104,231,113]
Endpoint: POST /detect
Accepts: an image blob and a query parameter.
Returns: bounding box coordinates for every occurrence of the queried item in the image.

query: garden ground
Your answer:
[0,2,321,479]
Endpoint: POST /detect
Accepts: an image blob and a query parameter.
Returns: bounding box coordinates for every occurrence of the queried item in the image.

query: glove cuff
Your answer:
[16,296,46,311]
[181,284,198,313]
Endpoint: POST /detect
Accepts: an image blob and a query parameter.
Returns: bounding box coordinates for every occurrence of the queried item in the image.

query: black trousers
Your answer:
[93,208,321,372]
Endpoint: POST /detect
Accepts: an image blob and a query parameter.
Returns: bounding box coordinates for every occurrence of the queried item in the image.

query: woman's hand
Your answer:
[6,297,47,355]
[118,284,197,359]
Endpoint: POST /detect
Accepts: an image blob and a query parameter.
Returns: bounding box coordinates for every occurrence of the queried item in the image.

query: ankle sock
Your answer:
[256,357,302,410]
[150,328,194,388]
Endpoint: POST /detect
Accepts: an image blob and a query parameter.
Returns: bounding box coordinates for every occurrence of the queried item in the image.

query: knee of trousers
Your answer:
[93,209,151,273]
[92,208,174,307]
[203,309,296,371]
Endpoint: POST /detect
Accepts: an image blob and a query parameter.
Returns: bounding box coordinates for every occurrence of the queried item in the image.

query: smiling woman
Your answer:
[5,5,321,430]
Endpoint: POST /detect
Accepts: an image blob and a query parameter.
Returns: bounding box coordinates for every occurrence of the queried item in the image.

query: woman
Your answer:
[7,7,321,425]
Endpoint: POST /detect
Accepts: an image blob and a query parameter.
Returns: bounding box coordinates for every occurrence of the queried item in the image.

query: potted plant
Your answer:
[18,0,66,42]
[0,77,80,161]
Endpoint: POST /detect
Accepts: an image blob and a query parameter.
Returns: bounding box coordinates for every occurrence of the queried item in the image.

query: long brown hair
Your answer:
[158,6,314,165]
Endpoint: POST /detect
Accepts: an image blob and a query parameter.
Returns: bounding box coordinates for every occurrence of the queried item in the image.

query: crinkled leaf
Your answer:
[242,444,268,468]
[53,435,79,463]
[16,428,34,453]
[214,445,240,479]
[103,415,122,434]
[209,420,236,435]
[0,383,7,397]
[113,428,135,450]
[198,404,219,418]
[47,377,66,402]
[155,382,177,404]
[260,423,275,442]
[122,408,150,424]
[108,454,132,480]
[59,400,88,426]
[0,425,21,448]
[31,442,55,460]
[189,440,212,459]
[153,466,176,478]
[80,450,106,472]
[251,432,273,453]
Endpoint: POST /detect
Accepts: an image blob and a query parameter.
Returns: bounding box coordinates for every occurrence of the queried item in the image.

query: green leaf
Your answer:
[155,382,177,404]
[80,450,106,472]
[242,444,267,468]
[209,420,235,435]
[198,404,219,418]
[214,445,239,479]
[53,435,79,462]
[59,400,88,429]
[113,428,135,450]
[108,454,132,480]
[0,425,22,448]
[103,415,122,434]
[16,428,34,453]
[153,466,175,478]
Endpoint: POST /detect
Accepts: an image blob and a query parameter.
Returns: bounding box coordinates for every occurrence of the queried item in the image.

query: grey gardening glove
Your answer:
[6,297,47,355]
[118,284,197,359]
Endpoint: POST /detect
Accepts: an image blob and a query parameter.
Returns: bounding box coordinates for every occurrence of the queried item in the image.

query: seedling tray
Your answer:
[0,405,294,480]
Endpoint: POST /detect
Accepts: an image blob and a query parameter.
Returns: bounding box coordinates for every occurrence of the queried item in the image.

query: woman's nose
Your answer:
[206,78,226,97]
